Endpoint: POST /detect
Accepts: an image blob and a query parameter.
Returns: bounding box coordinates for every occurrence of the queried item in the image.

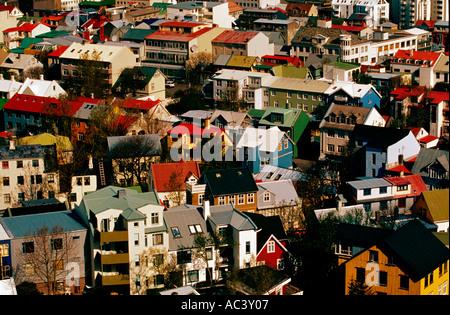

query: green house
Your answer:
[258,106,311,158]
[266,77,333,115]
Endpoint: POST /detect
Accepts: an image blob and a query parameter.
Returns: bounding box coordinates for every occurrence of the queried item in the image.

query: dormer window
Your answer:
[188,224,203,234]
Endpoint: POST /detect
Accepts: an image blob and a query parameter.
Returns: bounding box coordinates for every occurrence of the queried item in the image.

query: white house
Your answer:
[331,0,389,28]
[17,76,67,98]
[0,75,22,99]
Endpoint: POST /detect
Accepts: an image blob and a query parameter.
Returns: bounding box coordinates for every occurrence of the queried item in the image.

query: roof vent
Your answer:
[117,189,127,198]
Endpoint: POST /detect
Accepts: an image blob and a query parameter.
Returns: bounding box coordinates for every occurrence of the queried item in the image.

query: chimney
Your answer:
[88,155,93,170]
[39,74,44,80]
[117,189,127,198]
[203,199,210,220]
[9,139,15,151]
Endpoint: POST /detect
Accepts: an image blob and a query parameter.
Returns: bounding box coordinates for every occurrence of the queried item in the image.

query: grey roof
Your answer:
[254,164,307,182]
[0,144,44,160]
[257,179,300,210]
[0,210,86,238]
[213,54,232,66]
[411,148,449,176]
[163,204,208,251]
[180,110,213,120]
[208,204,258,232]
[73,102,101,120]
[347,178,392,190]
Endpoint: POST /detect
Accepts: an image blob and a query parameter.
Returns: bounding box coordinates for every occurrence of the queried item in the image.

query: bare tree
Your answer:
[15,225,81,295]
[163,166,186,208]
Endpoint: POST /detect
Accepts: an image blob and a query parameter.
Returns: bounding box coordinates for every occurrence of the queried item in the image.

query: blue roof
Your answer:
[0,211,86,238]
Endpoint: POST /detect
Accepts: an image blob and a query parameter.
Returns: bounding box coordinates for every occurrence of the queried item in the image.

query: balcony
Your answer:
[100,273,130,286]
[334,95,348,102]
[100,230,128,243]
[101,252,129,265]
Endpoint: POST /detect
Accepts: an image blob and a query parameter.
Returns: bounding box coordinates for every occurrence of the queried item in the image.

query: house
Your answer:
[410,189,449,233]
[2,22,51,49]
[432,20,448,51]
[0,142,60,210]
[237,7,287,30]
[322,62,361,82]
[390,50,445,88]
[389,85,428,120]
[0,53,43,79]
[190,167,259,213]
[143,22,225,79]
[211,30,274,59]
[250,19,300,46]
[410,127,439,149]
[124,7,160,25]
[69,159,98,208]
[331,25,374,40]
[325,81,382,109]
[433,54,449,86]
[285,3,318,17]
[112,67,166,99]
[258,106,312,159]
[163,203,212,285]
[246,212,289,271]
[0,9,19,44]
[149,161,201,209]
[384,174,428,214]
[107,134,161,187]
[255,179,301,229]
[367,72,403,101]
[0,75,22,99]
[0,210,88,295]
[254,164,307,184]
[265,77,332,115]
[331,0,389,28]
[208,109,251,130]
[342,220,449,295]
[74,186,166,294]
[351,125,421,178]
[411,148,449,190]
[230,265,292,295]
[165,1,235,29]
[235,126,294,174]
[58,42,137,91]
[17,76,66,98]
[427,90,449,139]
[290,27,371,65]
[319,104,385,160]
[206,69,276,110]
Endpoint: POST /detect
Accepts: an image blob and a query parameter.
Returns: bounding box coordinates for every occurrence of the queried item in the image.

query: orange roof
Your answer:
[228,1,243,13]
[145,27,213,42]
[150,161,200,192]
[212,30,259,44]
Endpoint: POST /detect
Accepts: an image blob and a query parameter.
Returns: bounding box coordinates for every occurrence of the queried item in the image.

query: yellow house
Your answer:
[343,220,449,295]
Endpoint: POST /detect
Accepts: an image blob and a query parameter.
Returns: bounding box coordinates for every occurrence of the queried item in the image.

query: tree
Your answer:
[166,88,206,115]
[15,225,81,295]
[348,279,373,295]
[76,50,105,98]
[109,135,160,188]
[185,52,214,86]
[163,166,186,208]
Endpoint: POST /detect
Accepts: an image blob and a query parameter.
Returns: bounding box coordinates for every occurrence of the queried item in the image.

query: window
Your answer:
[36,175,42,184]
[267,241,275,253]
[328,129,335,138]
[356,267,365,283]
[134,233,139,246]
[245,241,251,254]
[188,224,203,234]
[177,250,191,264]
[171,227,181,238]
[153,233,163,245]
[198,194,204,205]
[327,144,335,152]
[398,198,406,208]
[400,275,409,290]
[23,263,35,276]
[51,238,63,251]
[238,194,245,205]
[4,194,11,204]
[16,161,23,168]
[363,188,371,196]
[187,270,199,283]
[379,271,387,286]
[218,196,225,205]
[380,187,387,194]
[151,212,159,225]
[247,193,254,204]
[32,160,39,167]
[22,242,34,254]
[228,195,235,204]
[17,176,24,185]
[263,192,270,202]
[2,161,8,169]
[372,153,376,165]
[2,177,9,186]
[369,250,378,262]
[47,174,55,183]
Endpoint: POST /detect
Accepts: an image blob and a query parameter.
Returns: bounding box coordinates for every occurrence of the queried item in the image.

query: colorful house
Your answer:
[410,189,449,233]
[342,220,449,295]
[235,126,294,174]
[258,106,311,159]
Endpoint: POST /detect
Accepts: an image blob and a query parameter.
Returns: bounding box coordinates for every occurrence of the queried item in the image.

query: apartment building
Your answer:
[331,0,389,28]
[391,0,431,29]
[166,1,235,28]
[211,30,275,58]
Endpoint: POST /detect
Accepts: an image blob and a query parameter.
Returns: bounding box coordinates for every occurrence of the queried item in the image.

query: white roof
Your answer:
[403,27,430,35]
[236,126,285,152]
[212,69,276,85]
[325,80,381,99]
[17,78,64,97]
[0,79,22,94]
[59,42,127,62]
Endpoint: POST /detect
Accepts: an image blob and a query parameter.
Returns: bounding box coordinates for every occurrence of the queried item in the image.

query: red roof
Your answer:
[168,123,222,136]
[150,161,200,192]
[390,86,427,100]
[418,135,439,144]
[0,131,13,139]
[415,20,437,29]
[392,50,442,66]
[384,174,428,197]
[0,5,16,13]
[160,21,206,28]
[4,94,84,117]
[3,22,41,33]
[261,55,303,67]
[331,25,369,32]
[425,90,449,104]
[386,165,412,174]
[116,98,161,111]
[108,115,139,131]
[212,30,259,44]
[48,46,69,58]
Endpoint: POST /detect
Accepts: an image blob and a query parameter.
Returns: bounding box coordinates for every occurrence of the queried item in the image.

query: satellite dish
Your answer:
[190,45,197,53]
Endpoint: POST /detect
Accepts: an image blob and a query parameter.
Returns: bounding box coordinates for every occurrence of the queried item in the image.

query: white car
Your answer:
[165,81,175,88]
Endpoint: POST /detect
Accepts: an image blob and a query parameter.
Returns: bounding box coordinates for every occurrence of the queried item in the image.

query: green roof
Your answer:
[247,108,265,118]
[0,99,8,111]
[36,30,71,38]
[326,61,360,70]
[18,37,43,49]
[79,0,115,6]
[122,28,156,41]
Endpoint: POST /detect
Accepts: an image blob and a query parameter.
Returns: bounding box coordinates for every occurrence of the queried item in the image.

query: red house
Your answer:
[246,212,290,271]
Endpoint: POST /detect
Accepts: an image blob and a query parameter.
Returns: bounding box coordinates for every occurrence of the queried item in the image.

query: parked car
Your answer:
[165,81,175,88]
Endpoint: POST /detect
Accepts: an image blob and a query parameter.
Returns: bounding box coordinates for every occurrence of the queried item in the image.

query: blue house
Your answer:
[327,82,382,109]
[236,126,294,174]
